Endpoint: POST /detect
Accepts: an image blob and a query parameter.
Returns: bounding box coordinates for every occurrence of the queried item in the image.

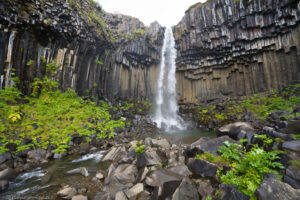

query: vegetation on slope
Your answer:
[196,84,300,127]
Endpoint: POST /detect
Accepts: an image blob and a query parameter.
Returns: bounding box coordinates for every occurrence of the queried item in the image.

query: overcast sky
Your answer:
[97,0,206,27]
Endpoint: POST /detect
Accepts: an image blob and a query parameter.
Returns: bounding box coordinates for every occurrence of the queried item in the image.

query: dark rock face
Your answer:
[187,158,219,178]
[256,178,300,200]
[0,0,164,101]
[174,0,300,103]
[220,184,250,200]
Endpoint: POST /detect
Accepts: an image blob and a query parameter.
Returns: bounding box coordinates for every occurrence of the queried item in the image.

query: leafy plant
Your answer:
[8,113,21,123]
[134,141,145,154]
[217,139,284,200]
[95,59,103,65]
[196,152,230,166]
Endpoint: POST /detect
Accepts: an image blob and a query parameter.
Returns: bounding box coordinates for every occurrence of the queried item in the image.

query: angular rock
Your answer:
[96,172,104,180]
[0,179,8,191]
[151,138,171,149]
[186,136,237,157]
[218,122,254,140]
[114,164,137,184]
[263,126,293,141]
[283,140,300,153]
[172,178,199,200]
[72,195,88,200]
[283,175,300,189]
[124,183,144,200]
[66,167,89,177]
[27,148,47,163]
[137,150,162,168]
[102,147,127,162]
[145,167,183,188]
[195,179,214,200]
[0,167,17,181]
[286,166,300,182]
[168,165,192,177]
[135,167,149,183]
[115,191,128,200]
[187,158,219,178]
[220,184,250,200]
[119,149,136,164]
[279,120,300,135]
[256,178,300,200]
[57,186,77,199]
[0,152,12,165]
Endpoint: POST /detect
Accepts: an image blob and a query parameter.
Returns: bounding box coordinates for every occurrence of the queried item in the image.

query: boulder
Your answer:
[72,195,88,200]
[66,167,89,177]
[57,186,77,199]
[220,184,250,200]
[194,180,214,200]
[186,136,237,157]
[137,150,162,168]
[168,165,192,177]
[115,191,128,200]
[0,179,8,191]
[0,167,17,181]
[27,148,47,163]
[218,122,254,140]
[283,165,300,189]
[145,167,183,199]
[0,152,12,165]
[171,178,199,200]
[283,175,300,189]
[263,126,293,141]
[102,147,127,162]
[124,183,144,200]
[283,140,300,153]
[279,120,300,134]
[114,164,137,184]
[119,149,136,164]
[187,158,219,178]
[256,178,300,200]
[151,138,171,149]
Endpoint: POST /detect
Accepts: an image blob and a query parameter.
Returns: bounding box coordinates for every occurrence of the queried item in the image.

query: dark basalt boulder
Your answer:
[256,178,300,200]
[137,150,162,168]
[186,136,237,157]
[283,140,300,153]
[218,122,254,140]
[187,158,219,178]
[171,178,199,200]
[220,184,250,200]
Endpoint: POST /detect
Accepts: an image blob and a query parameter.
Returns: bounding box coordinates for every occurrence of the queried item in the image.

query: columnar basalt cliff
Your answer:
[174,0,300,104]
[0,0,164,101]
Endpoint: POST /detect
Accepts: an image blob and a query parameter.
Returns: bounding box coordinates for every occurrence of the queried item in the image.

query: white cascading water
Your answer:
[153,27,186,131]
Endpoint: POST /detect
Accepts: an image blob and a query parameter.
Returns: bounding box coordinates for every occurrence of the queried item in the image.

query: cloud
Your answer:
[97,0,206,27]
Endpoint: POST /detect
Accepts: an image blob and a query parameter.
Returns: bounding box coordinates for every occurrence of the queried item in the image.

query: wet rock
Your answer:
[168,165,192,177]
[186,136,237,157]
[124,183,144,200]
[137,150,162,168]
[187,158,219,178]
[172,178,199,200]
[195,180,214,200]
[0,167,17,181]
[72,195,88,200]
[102,147,127,162]
[218,122,254,140]
[114,164,137,184]
[220,184,250,200]
[256,178,300,200]
[66,167,89,177]
[57,186,77,199]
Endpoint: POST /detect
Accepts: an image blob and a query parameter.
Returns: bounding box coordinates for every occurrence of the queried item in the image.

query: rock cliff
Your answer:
[174,0,300,104]
[0,0,164,101]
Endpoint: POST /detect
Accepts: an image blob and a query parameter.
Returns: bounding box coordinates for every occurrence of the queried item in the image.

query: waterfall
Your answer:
[4,31,16,88]
[153,27,186,131]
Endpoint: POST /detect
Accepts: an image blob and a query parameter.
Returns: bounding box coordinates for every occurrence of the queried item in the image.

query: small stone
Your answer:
[57,186,77,199]
[96,172,104,180]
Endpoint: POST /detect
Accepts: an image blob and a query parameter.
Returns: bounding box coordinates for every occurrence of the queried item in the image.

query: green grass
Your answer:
[196,152,230,167]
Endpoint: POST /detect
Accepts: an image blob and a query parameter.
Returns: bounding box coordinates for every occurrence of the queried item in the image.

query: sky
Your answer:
[97,0,206,27]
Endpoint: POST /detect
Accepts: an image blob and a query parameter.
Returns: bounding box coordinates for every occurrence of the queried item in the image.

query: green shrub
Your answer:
[134,141,145,154]
[217,138,284,200]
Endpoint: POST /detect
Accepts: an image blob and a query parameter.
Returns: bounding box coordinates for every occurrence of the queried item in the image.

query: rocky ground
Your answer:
[1,114,300,199]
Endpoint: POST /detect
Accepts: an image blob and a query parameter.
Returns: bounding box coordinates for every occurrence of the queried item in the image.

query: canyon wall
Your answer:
[0,0,164,101]
[174,0,300,104]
